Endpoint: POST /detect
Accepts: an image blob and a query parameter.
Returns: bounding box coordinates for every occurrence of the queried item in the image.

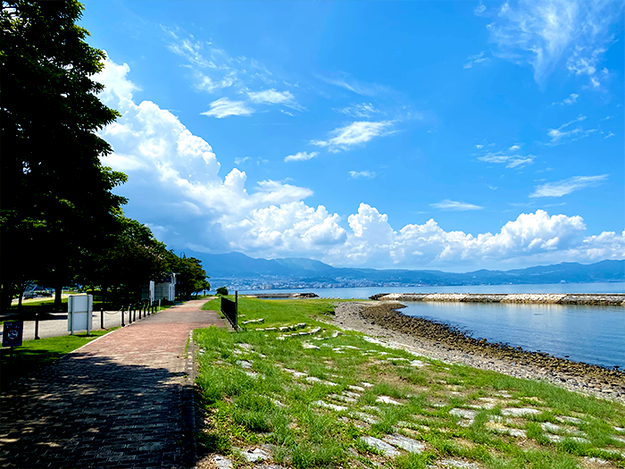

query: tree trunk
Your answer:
[54,283,63,311]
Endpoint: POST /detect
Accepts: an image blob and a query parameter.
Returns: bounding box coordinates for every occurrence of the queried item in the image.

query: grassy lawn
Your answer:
[195,298,625,469]
[0,328,117,391]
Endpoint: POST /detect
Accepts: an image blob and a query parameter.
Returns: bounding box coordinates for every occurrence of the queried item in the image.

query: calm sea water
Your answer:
[237,283,625,368]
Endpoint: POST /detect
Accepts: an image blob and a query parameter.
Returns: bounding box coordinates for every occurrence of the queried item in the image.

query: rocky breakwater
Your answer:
[353,302,625,402]
[370,292,625,306]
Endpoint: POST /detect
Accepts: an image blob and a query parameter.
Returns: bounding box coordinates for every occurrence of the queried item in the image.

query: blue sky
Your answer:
[81,0,624,271]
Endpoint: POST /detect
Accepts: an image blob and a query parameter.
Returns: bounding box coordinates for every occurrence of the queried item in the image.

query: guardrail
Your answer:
[220,292,239,331]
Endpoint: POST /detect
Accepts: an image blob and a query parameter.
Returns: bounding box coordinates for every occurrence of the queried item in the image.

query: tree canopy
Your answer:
[1,1,210,309]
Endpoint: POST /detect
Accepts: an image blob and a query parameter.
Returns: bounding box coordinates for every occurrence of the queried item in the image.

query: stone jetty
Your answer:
[370,292,625,306]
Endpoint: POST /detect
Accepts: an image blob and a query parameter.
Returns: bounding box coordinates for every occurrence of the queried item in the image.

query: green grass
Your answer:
[0,329,117,390]
[194,298,625,468]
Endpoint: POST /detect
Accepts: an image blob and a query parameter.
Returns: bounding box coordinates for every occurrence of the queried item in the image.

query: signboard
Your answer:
[68,294,93,335]
[2,321,24,347]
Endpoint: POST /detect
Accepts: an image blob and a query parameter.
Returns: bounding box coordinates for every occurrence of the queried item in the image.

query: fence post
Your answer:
[121,307,125,327]
[101,307,104,329]
[235,290,238,331]
[129,306,133,324]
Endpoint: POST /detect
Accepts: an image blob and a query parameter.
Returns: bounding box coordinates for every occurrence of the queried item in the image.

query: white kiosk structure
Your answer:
[68,294,93,335]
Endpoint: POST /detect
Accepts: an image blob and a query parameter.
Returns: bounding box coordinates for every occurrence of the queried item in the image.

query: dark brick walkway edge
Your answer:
[0,300,226,468]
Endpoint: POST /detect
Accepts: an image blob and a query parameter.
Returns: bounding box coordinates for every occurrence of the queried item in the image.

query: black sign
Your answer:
[2,321,24,347]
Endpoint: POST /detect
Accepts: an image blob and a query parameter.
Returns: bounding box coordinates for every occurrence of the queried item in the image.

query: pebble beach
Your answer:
[332,301,625,404]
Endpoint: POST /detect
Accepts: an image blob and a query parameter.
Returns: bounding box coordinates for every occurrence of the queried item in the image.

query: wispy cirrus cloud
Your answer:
[311,121,394,153]
[430,200,483,211]
[337,103,381,118]
[201,97,253,118]
[546,115,596,145]
[552,92,579,106]
[319,74,389,96]
[481,0,622,85]
[284,151,318,162]
[530,174,608,198]
[349,170,376,180]
[464,51,490,69]
[477,145,535,168]
[248,89,294,105]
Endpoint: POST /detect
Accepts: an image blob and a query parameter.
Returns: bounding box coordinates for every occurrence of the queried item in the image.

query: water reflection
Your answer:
[401,301,625,369]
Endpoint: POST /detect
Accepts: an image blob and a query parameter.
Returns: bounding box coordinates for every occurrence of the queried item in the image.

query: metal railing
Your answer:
[220,292,239,331]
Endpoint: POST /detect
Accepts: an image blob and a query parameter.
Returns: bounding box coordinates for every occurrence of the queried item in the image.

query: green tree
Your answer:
[88,216,175,305]
[216,287,229,296]
[175,256,210,300]
[0,1,126,310]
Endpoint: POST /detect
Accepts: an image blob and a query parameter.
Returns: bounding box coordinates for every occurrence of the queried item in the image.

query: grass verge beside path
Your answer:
[0,328,117,391]
[196,298,625,469]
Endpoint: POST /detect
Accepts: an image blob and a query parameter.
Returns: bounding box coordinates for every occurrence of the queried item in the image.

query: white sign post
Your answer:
[68,295,93,335]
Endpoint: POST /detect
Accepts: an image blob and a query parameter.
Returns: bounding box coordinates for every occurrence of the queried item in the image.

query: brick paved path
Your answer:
[0,300,226,468]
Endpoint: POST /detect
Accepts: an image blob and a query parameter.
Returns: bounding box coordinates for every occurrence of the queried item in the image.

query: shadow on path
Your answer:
[0,350,194,468]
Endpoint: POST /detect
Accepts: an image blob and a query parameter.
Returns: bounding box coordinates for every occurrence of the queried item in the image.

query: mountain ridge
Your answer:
[192,252,625,286]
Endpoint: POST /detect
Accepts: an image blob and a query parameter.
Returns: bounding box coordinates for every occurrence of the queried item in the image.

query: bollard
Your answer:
[101,307,104,329]
[121,308,125,327]
[129,306,133,324]
[34,311,40,340]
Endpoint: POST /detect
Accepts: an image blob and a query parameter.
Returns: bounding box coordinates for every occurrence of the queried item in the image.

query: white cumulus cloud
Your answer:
[94,55,624,270]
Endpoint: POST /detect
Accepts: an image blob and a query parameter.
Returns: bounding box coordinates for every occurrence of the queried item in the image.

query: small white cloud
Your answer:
[349,170,376,179]
[280,110,294,117]
[476,144,484,149]
[430,200,483,211]
[563,93,579,105]
[509,144,521,151]
[234,157,250,165]
[284,151,318,162]
[464,51,490,69]
[474,3,486,15]
[201,97,253,118]
[530,175,608,198]
[311,121,394,152]
[248,89,294,104]
[605,132,615,139]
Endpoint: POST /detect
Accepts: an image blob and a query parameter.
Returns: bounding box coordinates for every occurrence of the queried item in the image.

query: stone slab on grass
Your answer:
[501,407,540,417]
[383,433,425,453]
[360,436,400,457]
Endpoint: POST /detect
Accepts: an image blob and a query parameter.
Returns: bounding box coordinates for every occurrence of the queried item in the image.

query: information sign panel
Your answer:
[2,321,24,347]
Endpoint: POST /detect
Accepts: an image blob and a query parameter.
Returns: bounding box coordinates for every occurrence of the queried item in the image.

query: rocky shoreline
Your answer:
[332,301,625,404]
[370,292,625,306]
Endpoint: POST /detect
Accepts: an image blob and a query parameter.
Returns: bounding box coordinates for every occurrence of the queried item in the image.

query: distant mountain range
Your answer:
[194,252,625,288]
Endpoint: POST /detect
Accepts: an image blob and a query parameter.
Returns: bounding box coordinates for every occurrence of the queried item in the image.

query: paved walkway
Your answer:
[0,300,227,468]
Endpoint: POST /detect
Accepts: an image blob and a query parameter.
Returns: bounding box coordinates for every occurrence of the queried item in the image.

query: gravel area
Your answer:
[332,301,625,404]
